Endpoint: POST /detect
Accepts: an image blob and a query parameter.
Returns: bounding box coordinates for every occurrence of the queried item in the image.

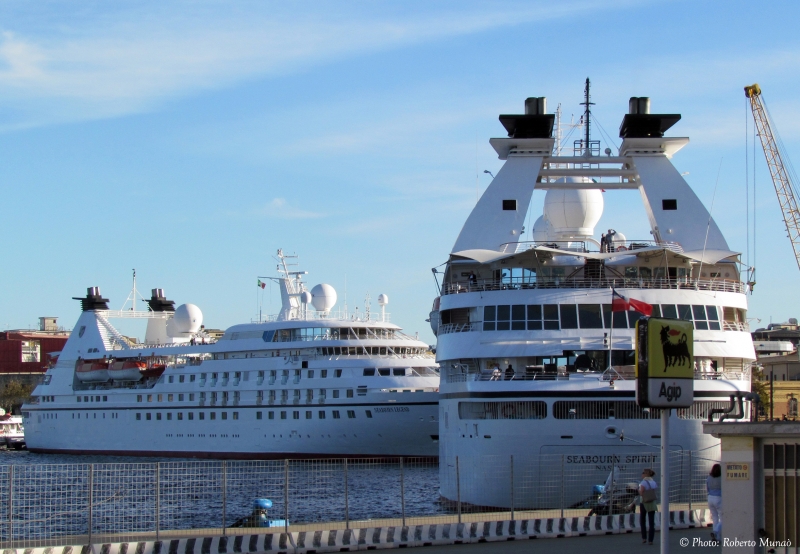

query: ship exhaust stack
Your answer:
[525,97,547,115]
[147,289,176,312]
[72,287,110,311]
[628,97,651,115]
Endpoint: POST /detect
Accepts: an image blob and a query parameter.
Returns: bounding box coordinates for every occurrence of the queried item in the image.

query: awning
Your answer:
[674,250,740,264]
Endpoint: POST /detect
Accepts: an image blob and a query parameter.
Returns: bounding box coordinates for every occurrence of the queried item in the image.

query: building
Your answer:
[0,317,69,387]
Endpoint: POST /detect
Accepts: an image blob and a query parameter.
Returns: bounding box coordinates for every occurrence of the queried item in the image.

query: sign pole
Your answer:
[660,408,669,554]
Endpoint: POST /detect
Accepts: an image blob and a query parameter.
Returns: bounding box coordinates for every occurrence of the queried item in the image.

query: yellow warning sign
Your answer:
[644,318,694,379]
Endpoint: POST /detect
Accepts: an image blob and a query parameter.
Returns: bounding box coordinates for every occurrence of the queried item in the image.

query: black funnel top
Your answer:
[73,287,110,311]
[619,114,681,138]
[147,289,176,312]
[499,114,555,139]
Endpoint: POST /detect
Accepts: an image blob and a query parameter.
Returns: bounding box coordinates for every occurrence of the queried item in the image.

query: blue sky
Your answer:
[1,0,799,342]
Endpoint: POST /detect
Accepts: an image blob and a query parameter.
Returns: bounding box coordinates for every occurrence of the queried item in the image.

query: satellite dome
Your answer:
[543,183,603,238]
[310,284,337,314]
[531,215,553,243]
[610,231,627,249]
[300,291,313,304]
[171,304,203,334]
[377,294,389,306]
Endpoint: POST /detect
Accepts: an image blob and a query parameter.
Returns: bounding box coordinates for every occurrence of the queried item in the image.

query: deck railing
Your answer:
[442,277,747,296]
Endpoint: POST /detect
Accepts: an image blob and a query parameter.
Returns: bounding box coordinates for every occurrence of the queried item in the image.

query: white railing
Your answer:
[442,277,747,296]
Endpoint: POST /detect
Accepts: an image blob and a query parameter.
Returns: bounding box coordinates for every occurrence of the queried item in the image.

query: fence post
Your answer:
[688,451,693,513]
[560,455,565,519]
[400,457,406,527]
[88,464,94,546]
[510,455,514,521]
[456,456,461,524]
[155,463,160,541]
[344,459,349,530]
[284,459,289,534]
[8,465,12,549]
[222,461,227,535]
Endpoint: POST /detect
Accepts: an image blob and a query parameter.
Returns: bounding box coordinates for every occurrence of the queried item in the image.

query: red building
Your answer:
[0,317,69,375]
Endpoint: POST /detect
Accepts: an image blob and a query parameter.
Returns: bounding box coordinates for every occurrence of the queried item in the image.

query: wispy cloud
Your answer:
[243,198,324,220]
[0,0,645,129]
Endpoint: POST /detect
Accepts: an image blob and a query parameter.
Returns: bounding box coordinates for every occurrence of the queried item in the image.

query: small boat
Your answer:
[76,359,110,382]
[108,359,145,381]
[0,411,25,450]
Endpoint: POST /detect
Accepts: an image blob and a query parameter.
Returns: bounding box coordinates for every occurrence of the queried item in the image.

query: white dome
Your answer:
[300,291,313,304]
[531,215,552,243]
[171,304,203,334]
[610,231,627,249]
[377,294,389,306]
[543,184,603,238]
[310,284,337,313]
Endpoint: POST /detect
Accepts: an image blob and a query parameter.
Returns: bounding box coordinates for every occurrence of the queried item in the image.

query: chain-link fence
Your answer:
[0,448,720,548]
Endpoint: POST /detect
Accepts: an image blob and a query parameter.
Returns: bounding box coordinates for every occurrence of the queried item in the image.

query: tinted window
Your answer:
[560,305,578,329]
[578,304,603,329]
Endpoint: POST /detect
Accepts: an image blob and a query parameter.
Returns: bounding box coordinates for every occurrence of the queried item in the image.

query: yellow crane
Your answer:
[744,83,800,272]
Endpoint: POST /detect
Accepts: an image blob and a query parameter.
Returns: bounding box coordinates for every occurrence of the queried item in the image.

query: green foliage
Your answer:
[0,381,34,414]
[751,365,771,418]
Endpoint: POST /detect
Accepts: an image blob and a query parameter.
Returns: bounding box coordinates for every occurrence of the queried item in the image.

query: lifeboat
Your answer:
[76,360,110,382]
[140,364,166,380]
[108,359,145,381]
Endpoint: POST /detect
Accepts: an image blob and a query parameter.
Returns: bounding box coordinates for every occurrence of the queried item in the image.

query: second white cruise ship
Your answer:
[23,250,440,458]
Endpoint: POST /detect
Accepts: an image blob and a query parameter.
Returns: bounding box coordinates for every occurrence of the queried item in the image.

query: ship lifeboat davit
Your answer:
[108,360,145,381]
[76,360,110,382]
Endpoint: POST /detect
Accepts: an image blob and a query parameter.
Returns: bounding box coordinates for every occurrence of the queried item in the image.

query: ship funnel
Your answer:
[628,97,651,115]
[525,97,547,115]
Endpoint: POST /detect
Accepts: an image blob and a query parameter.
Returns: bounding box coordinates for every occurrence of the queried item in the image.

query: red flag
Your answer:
[612,289,653,316]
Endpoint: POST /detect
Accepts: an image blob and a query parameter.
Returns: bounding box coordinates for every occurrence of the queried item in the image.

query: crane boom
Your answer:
[744,83,800,273]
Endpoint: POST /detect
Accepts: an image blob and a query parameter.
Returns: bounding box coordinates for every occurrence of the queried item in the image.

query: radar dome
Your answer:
[531,215,553,243]
[609,231,627,250]
[300,291,313,304]
[170,304,203,334]
[310,284,337,314]
[543,184,603,238]
[377,294,389,306]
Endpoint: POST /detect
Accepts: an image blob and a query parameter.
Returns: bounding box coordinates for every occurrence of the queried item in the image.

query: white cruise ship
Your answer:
[23,250,440,458]
[432,88,754,508]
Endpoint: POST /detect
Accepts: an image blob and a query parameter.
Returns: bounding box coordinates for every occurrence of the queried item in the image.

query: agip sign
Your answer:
[635,317,694,408]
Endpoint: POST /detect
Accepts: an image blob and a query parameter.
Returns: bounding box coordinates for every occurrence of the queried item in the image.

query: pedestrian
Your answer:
[600,233,607,252]
[639,468,658,545]
[469,271,477,287]
[707,464,722,542]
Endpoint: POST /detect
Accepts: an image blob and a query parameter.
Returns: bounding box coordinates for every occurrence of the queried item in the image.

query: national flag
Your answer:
[257,279,266,289]
[611,289,653,316]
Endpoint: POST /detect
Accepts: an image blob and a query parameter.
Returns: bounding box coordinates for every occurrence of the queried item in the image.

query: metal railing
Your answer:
[0,448,719,549]
[442,277,747,296]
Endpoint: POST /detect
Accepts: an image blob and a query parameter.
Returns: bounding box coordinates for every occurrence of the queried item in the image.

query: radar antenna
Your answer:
[574,78,600,157]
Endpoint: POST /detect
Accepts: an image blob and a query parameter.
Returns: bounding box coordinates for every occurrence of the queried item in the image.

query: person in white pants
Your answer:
[706,464,722,541]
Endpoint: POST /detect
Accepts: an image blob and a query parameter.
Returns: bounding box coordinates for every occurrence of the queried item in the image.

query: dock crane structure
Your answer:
[744,83,800,273]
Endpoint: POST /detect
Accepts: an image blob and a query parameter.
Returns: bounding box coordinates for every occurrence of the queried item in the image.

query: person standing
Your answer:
[639,468,658,545]
[707,464,722,542]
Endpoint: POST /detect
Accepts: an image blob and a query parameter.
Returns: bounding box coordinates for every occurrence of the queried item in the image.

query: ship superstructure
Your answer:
[23,250,440,458]
[433,88,754,508]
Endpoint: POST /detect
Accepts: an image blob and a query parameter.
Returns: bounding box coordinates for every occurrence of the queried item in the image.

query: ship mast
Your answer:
[581,77,595,156]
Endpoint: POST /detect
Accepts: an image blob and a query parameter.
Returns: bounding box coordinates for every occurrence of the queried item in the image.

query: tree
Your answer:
[0,381,34,414]
[751,365,771,420]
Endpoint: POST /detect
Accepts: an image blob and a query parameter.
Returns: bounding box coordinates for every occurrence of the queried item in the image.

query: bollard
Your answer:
[88,464,94,546]
[400,457,406,527]
[510,455,514,521]
[222,461,227,535]
[155,463,160,541]
[456,456,461,524]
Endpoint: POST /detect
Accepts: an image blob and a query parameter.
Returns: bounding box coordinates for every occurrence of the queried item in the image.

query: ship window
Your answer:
[321,370,328,378]
[136,413,141,420]
[280,411,286,419]
[502,199,517,210]
[333,390,340,398]
[157,413,162,421]
[661,304,678,319]
[458,401,547,420]
[146,413,151,420]
[578,304,603,329]
[393,368,405,376]
[347,389,354,398]
[496,305,510,331]
[222,412,227,420]
[178,394,184,401]
[137,395,142,402]
[268,411,274,419]
[168,376,173,383]
[543,305,559,330]
[177,413,183,420]
[662,199,677,210]
[188,413,193,420]
[602,305,629,329]
[365,410,373,418]
[168,394,174,402]
[625,266,638,279]
[308,370,314,378]
[233,412,238,420]
[706,306,721,330]
[678,304,693,321]
[306,411,312,419]
[357,386,367,396]
[363,368,376,376]
[257,412,262,420]
[179,376,184,383]
[319,411,326,419]
[158,394,163,402]
[333,411,341,419]
[334,369,342,378]
[692,305,708,330]
[560,305,578,329]
[167,413,172,420]
[103,396,107,401]
[292,411,299,420]
[527,305,542,330]
[511,305,526,330]
[210,412,216,420]
[199,413,204,420]
[483,306,496,331]
[347,410,356,419]
[378,368,390,376]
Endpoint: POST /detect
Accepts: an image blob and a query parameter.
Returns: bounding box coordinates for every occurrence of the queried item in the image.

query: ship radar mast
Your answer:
[576,77,600,157]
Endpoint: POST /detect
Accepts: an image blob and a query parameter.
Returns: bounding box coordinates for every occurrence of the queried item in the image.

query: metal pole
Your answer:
[770,370,774,420]
[344,459,349,530]
[8,465,12,549]
[510,455,514,521]
[661,409,670,554]
[688,451,692,513]
[400,457,406,527]
[284,459,289,534]
[222,461,227,535]
[155,463,160,541]
[88,464,93,546]
[456,456,461,524]
[560,455,565,519]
